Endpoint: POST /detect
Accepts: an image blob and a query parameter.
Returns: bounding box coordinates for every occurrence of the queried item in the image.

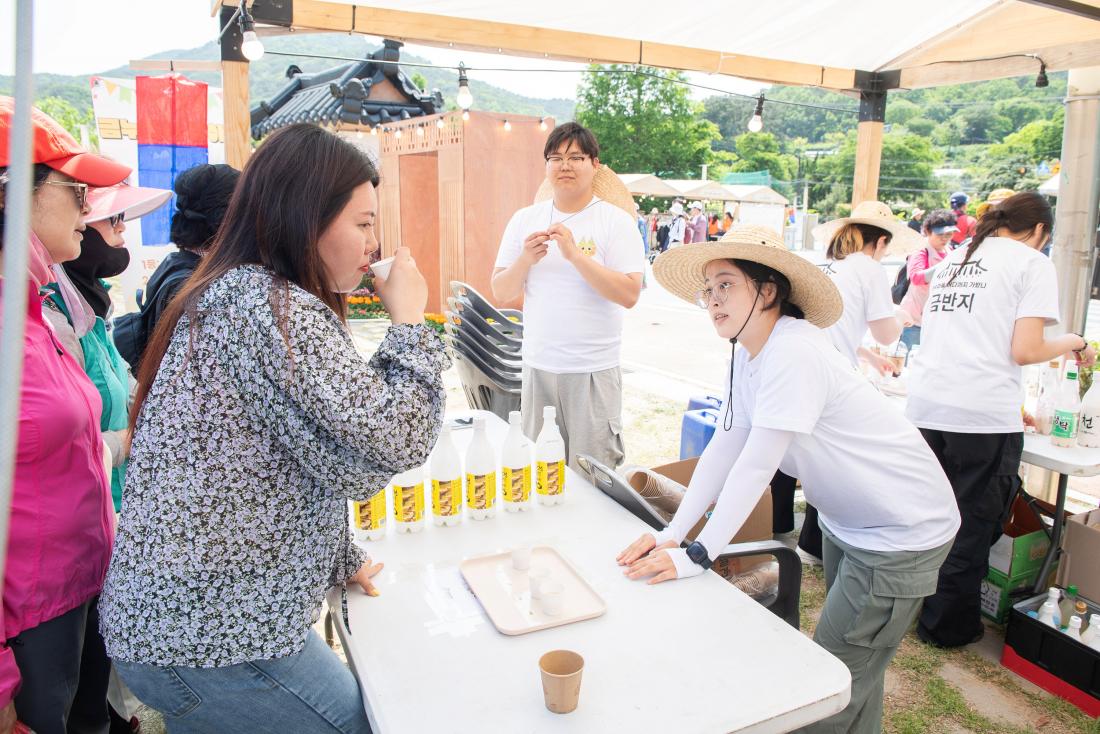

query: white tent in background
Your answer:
[665,179,735,201]
[1040,174,1061,197]
[617,173,681,198]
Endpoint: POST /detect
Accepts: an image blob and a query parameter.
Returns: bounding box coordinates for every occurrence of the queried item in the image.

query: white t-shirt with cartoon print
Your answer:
[907,236,1061,432]
[816,252,896,368]
[494,196,645,373]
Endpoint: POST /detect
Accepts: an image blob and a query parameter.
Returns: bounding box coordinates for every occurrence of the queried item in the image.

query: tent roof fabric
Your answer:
[617,173,682,198]
[257,0,1100,88]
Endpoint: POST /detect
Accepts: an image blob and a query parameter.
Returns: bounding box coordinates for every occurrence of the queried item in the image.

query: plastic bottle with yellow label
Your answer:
[392,466,425,533]
[465,417,497,520]
[536,406,566,506]
[430,424,464,527]
[350,490,387,541]
[501,410,532,512]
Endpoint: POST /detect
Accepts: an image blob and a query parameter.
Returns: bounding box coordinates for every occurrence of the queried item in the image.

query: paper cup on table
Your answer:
[511,547,532,571]
[539,650,584,714]
[370,256,395,280]
[540,581,564,616]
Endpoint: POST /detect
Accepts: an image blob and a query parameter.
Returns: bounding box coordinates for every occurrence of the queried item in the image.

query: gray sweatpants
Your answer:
[794,525,952,734]
[521,365,625,472]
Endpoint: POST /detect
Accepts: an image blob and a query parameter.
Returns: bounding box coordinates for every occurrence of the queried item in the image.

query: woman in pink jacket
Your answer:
[0,98,130,734]
[899,209,958,352]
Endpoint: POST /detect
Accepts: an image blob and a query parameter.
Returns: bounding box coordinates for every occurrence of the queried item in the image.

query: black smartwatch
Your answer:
[685,541,713,570]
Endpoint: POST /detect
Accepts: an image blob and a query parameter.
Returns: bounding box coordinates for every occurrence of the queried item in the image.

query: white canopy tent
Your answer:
[1041,173,1061,197]
[617,173,681,198]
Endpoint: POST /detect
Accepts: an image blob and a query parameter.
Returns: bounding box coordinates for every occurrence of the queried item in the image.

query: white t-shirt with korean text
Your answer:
[816,252,896,368]
[725,317,960,552]
[494,197,645,373]
[907,237,1061,432]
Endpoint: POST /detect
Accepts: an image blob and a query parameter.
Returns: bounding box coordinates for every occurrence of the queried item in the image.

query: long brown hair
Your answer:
[947,191,1052,284]
[129,123,380,431]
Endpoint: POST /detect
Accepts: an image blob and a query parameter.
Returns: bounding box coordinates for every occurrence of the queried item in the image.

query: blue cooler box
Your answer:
[680,408,719,460]
[687,394,723,412]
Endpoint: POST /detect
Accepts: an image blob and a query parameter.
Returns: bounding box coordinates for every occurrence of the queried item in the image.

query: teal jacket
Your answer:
[47,282,130,511]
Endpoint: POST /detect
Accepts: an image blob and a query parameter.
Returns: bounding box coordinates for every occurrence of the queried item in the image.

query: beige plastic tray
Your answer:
[459,545,607,635]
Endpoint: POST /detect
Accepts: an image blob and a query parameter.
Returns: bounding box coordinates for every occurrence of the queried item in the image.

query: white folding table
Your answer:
[330,410,850,734]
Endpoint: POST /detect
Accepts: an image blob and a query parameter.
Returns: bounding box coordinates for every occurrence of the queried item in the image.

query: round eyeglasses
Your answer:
[694,281,734,309]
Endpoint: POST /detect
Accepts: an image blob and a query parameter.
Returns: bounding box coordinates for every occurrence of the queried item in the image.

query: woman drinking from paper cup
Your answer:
[617,224,961,733]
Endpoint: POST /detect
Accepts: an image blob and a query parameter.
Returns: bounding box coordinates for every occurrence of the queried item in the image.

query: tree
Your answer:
[905,118,935,137]
[885,99,920,126]
[36,96,95,142]
[576,65,719,177]
[811,131,941,217]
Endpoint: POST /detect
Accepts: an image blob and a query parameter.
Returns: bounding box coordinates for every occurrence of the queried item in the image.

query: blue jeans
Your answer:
[113,631,371,733]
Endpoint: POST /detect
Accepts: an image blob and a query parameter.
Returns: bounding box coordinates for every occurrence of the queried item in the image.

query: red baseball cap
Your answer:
[0,95,131,187]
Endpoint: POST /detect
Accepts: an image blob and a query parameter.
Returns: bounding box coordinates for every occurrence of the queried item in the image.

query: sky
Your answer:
[1,0,764,101]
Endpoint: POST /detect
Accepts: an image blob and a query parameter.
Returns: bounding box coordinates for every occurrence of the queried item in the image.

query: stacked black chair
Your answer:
[443,283,524,420]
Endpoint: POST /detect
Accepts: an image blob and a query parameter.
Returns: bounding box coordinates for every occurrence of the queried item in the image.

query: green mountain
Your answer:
[0,34,575,123]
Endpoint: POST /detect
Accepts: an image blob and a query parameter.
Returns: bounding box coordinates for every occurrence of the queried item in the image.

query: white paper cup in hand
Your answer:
[511,547,532,571]
[370,256,395,280]
[529,567,551,599]
[540,581,564,616]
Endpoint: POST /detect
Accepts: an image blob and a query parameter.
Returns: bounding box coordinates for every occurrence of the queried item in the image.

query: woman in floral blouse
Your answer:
[100,123,449,732]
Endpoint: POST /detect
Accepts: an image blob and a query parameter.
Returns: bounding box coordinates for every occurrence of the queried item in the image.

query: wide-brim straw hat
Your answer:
[534,163,636,219]
[976,188,1016,219]
[653,224,842,328]
[812,200,926,256]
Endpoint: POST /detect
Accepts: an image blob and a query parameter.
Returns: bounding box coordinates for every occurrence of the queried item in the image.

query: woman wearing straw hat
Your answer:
[617,224,960,733]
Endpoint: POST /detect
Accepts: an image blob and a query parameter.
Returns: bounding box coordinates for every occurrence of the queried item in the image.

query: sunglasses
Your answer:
[44,180,89,211]
[108,211,126,228]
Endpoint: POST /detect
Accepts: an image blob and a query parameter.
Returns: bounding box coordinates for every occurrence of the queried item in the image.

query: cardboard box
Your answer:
[1056,508,1100,605]
[649,457,773,573]
[988,495,1051,578]
[980,567,1035,624]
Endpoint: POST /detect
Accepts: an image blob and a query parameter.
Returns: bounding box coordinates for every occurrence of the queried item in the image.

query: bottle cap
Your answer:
[1069,584,1079,595]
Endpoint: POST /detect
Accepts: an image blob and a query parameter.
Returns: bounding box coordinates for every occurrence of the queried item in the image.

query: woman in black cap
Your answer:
[113,163,239,368]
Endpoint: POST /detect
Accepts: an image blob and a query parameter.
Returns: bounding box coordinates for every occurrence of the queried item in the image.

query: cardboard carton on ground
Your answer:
[981,567,1035,624]
[648,457,773,573]
[988,495,1050,578]
[1056,507,1100,604]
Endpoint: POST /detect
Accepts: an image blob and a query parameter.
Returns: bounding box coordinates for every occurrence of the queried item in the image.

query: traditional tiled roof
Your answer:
[250,39,444,139]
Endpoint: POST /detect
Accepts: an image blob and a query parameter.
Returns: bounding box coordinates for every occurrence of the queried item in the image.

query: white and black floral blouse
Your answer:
[100,265,449,667]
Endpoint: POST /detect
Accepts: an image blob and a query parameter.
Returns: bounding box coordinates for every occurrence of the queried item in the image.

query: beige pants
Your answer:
[522,365,625,472]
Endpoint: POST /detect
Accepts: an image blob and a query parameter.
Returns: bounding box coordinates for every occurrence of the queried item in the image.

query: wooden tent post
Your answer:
[851,86,887,208]
[222,60,251,169]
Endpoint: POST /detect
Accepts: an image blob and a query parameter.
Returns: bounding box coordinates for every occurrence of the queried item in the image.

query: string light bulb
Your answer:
[462,110,470,122]
[356,129,363,139]
[503,119,512,132]
[539,118,547,132]
[747,93,765,133]
[417,124,425,136]
[238,3,265,62]
[1035,62,1049,88]
[395,128,402,139]
[370,126,377,136]
[456,62,474,110]
[437,117,444,129]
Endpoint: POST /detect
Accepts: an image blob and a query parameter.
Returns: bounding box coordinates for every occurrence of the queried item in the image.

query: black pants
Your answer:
[9,598,111,734]
[769,471,823,557]
[917,429,1022,647]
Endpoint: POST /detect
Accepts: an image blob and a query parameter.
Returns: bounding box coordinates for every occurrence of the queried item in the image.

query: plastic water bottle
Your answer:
[1038,587,1062,628]
[430,425,463,527]
[535,406,566,506]
[465,417,498,520]
[1083,614,1100,650]
[501,411,532,512]
[392,466,425,533]
[1066,615,1084,641]
[1052,368,1082,447]
[1035,360,1060,435]
[1059,585,1079,629]
[1079,377,1100,447]
[350,491,387,542]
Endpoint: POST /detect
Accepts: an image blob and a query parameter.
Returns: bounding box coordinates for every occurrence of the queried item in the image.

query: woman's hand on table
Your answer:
[616,533,659,566]
[624,545,700,584]
[866,352,897,377]
[350,559,385,597]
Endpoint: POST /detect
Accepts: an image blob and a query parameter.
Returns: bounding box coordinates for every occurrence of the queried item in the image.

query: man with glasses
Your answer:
[492,122,644,470]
